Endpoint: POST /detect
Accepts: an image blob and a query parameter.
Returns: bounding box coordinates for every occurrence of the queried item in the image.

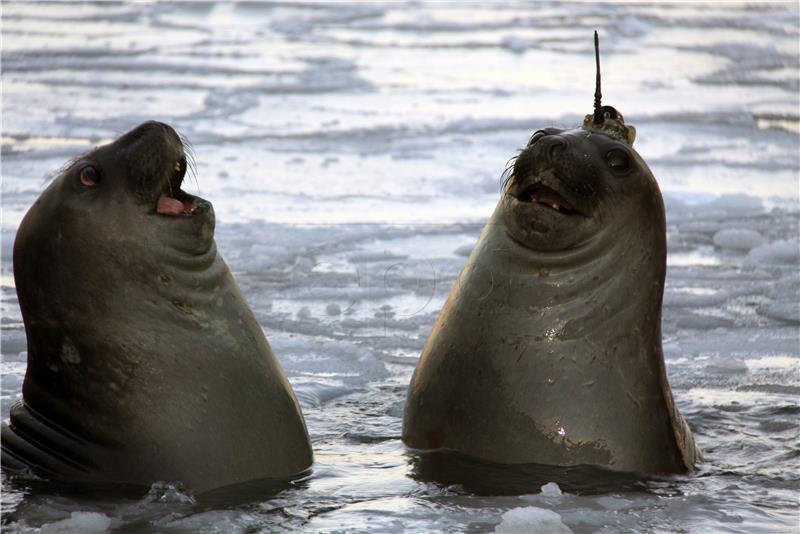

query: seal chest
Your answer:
[1,121,313,493]
[402,34,698,474]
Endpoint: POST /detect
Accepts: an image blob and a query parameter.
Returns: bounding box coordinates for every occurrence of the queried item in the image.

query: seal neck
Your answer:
[472,204,666,335]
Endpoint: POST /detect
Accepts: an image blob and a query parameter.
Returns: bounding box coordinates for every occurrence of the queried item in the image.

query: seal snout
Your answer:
[507,132,599,218]
[508,157,583,218]
[112,121,209,219]
[120,123,207,219]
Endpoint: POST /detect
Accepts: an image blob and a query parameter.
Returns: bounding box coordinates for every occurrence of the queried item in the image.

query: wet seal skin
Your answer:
[402,33,699,474]
[1,121,313,493]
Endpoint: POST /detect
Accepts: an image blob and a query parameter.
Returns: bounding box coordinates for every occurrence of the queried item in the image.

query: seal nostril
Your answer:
[545,137,566,160]
[549,144,562,160]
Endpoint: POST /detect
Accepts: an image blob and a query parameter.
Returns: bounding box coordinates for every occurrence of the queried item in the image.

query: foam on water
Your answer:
[1,1,798,532]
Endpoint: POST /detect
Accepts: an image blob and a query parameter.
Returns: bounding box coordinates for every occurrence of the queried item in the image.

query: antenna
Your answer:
[593,31,603,124]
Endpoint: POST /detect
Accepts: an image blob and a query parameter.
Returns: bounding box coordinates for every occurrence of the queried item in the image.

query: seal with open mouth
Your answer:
[402,34,698,474]
[1,121,313,493]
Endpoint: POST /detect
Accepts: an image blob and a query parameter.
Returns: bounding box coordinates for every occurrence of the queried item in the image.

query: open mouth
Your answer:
[155,156,207,217]
[515,183,578,215]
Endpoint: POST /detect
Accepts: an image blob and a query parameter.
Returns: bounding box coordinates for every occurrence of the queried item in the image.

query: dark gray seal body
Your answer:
[1,122,313,493]
[402,116,698,473]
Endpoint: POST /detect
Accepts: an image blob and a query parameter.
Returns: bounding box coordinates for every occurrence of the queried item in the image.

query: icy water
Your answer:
[1,1,799,532]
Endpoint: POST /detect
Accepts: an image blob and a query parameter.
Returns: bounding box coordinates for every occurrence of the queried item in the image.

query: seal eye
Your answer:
[79,165,100,187]
[528,130,547,146]
[605,150,631,174]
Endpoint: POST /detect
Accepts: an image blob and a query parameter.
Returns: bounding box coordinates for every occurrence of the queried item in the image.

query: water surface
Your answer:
[2,2,798,532]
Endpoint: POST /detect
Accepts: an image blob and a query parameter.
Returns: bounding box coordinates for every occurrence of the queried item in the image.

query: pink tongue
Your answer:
[157,195,184,216]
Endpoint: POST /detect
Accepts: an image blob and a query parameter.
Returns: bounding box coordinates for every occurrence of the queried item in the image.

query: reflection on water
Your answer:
[408,449,655,497]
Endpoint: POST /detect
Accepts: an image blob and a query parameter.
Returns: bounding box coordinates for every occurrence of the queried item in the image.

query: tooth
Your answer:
[174,162,181,172]
[551,203,559,210]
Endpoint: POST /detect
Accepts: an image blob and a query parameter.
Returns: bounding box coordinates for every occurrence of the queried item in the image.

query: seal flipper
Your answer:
[1,401,95,479]
[667,399,702,469]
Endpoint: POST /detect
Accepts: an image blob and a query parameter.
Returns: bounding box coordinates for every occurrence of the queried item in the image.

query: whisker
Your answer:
[179,133,201,195]
[501,153,521,190]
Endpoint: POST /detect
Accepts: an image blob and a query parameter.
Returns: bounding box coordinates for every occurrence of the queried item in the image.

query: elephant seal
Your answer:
[402,34,698,474]
[1,121,313,493]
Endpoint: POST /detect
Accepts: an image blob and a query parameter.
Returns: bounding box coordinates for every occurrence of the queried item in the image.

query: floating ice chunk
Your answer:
[676,313,734,330]
[744,356,799,370]
[759,276,800,323]
[706,194,763,214]
[678,221,723,233]
[293,256,316,273]
[746,240,800,266]
[663,194,691,215]
[617,15,649,37]
[294,383,352,408]
[663,288,727,308]
[704,356,748,375]
[40,512,112,533]
[539,482,563,497]
[273,337,389,383]
[500,36,537,54]
[142,481,195,505]
[757,302,800,324]
[494,507,572,534]
[348,252,408,263]
[712,229,764,251]
[386,400,405,418]
[156,510,253,532]
[453,243,474,257]
[597,495,634,510]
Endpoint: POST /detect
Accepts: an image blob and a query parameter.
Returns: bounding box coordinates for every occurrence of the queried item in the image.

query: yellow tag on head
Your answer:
[582,109,636,145]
